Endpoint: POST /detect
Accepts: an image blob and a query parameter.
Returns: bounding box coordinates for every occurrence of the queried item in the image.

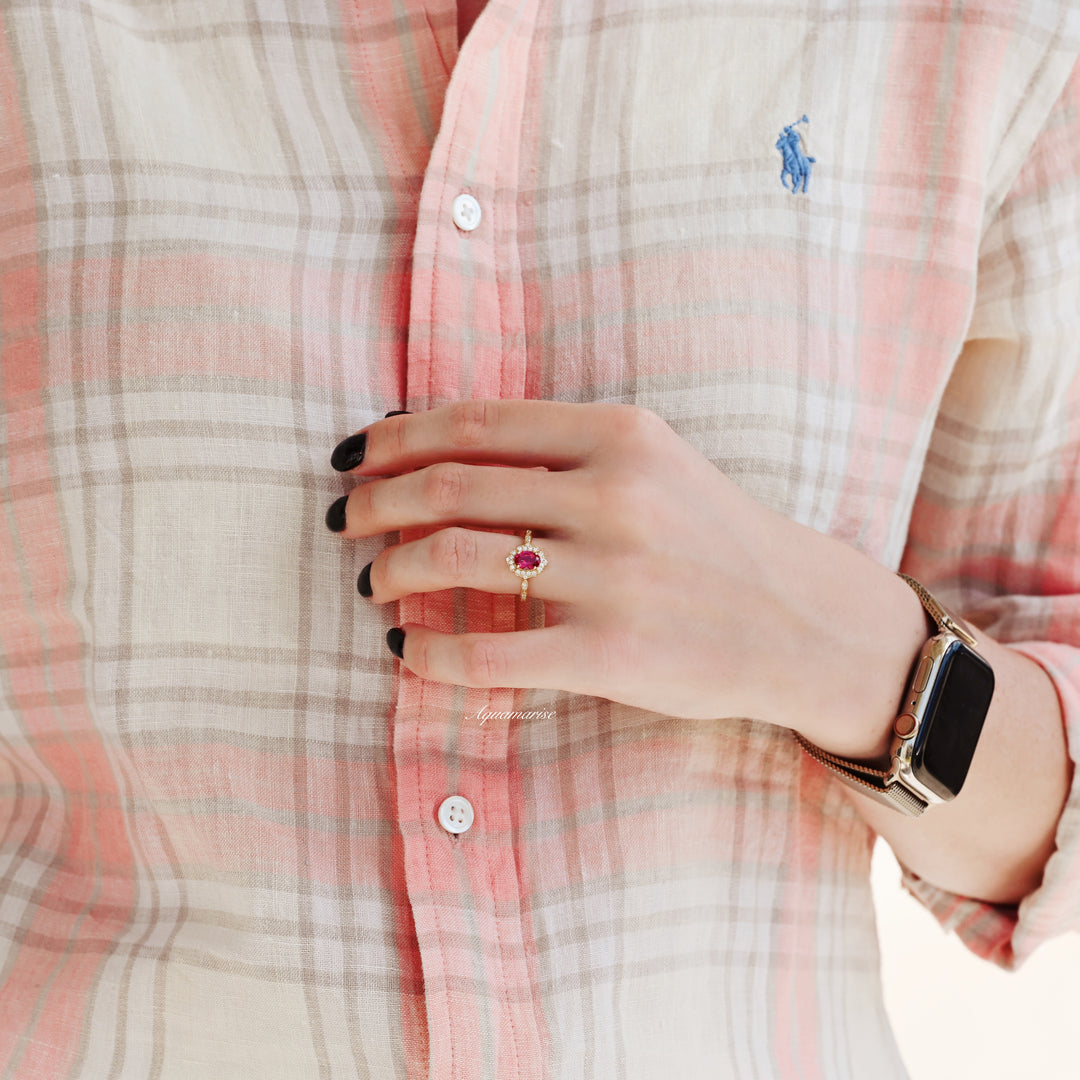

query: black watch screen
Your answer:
[911,640,995,801]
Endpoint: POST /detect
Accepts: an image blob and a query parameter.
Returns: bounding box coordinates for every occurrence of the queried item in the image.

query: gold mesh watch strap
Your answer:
[791,730,928,817]
[897,573,978,646]
[790,572,978,818]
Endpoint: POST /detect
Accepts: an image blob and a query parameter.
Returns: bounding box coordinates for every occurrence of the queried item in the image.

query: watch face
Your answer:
[911,641,995,800]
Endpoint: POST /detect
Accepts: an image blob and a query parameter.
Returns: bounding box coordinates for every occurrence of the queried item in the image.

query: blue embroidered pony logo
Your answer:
[776,115,815,194]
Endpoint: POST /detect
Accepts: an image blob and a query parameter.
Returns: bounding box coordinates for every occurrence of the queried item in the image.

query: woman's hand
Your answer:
[325,399,927,747]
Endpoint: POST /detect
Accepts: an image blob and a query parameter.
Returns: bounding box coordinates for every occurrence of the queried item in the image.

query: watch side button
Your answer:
[894,713,918,739]
[912,655,933,693]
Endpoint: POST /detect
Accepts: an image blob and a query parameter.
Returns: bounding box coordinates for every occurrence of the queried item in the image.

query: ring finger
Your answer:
[363,526,587,604]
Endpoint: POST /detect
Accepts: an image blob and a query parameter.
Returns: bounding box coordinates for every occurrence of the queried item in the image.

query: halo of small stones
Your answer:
[507,542,548,579]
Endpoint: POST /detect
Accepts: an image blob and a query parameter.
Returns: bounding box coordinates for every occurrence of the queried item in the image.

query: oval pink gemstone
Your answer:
[513,550,541,571]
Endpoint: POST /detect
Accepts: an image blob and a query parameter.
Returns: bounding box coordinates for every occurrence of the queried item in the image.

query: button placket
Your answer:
[393,1,546,1075]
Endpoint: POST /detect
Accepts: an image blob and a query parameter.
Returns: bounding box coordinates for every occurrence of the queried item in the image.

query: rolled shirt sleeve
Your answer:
[900,640,1080,969]
[895,54,1080,971]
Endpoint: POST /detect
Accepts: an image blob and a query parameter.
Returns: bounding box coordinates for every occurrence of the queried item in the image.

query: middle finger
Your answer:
[327,462,586,539]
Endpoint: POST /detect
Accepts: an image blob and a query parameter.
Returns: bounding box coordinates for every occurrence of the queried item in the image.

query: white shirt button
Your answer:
[437,795,474,835]
[451,193,482,232]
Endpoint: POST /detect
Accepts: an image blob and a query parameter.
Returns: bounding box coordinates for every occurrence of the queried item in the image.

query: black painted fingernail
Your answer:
[331,432,367,472]
[357,562,373,597]
[386,627,405,659]
[384,410,410,418]
[325,494,349,533]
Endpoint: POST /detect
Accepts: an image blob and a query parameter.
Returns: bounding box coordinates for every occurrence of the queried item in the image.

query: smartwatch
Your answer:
[793,573,995,817]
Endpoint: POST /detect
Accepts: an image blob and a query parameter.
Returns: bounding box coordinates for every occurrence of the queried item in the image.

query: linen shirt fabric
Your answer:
[1,0,1080,1077]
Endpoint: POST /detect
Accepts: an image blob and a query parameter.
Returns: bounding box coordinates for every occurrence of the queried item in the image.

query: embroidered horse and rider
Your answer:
[777,114,815,194]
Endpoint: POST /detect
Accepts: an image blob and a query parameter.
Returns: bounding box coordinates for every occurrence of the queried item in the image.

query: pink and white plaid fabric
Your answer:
[2,1,1079,1076]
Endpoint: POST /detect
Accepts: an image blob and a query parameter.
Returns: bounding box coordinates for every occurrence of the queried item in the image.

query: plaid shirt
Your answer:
[2,1,1079,1077]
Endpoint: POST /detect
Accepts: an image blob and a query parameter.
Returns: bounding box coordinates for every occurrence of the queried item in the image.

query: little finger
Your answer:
[388,622,590,693]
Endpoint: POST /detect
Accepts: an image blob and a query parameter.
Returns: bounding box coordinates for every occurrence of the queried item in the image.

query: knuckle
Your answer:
[386,412,411,463]
[424,462,469,517]
[447,399,496,450]
[353,478,379,523]
[591,474,644,528]
[599,545,641,584]
[462,638,506,687]
[365,555,382,598]
[576,623,635,694]
[430,527,478,582]
[595,548,651,611]
[409,633,431,679]
[368,553,392,600]
[602,402,665,446]
[581,628,614,684]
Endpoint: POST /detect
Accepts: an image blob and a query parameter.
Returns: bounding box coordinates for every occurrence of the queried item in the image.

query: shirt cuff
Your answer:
[897,639,1080,971]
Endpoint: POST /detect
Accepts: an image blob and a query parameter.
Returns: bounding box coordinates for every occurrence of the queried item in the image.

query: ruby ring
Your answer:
[506,530,548,601]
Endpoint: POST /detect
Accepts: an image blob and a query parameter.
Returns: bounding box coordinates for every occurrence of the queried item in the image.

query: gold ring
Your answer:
[506,530,548,601]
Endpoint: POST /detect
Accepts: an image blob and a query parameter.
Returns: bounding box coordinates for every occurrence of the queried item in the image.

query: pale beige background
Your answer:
[872,839,1080,1079]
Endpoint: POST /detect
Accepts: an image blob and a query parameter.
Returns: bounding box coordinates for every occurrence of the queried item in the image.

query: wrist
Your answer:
[763,516,929,759]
